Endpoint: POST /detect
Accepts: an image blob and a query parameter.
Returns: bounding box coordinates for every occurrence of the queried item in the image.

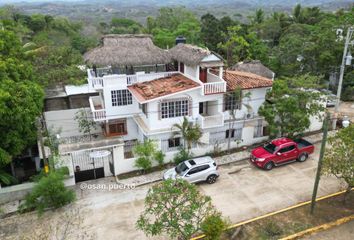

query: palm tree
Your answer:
[172,117,202,154]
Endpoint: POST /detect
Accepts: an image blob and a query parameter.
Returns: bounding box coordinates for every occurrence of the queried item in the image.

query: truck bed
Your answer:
[294,138,313,149]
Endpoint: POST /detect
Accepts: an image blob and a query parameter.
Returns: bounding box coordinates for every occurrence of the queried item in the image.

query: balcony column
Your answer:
[219,66,223,79]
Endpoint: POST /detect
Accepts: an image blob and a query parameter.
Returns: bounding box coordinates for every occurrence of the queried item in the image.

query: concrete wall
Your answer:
[0,177,75,204]
[44,108,101,138]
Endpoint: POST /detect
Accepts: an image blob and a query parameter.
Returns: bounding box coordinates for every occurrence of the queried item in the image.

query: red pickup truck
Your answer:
[250,138,315,170]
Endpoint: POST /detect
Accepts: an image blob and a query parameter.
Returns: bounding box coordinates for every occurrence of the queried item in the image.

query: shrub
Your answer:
[262,221,283,237]
[133,139,164,172]
[19,171,75,215]
[154,150,165,168]
[173,147,193,165]
[201,213,228,240]
[134,157,152,172]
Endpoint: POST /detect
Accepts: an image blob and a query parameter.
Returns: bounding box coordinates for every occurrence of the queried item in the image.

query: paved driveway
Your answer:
[75,142,344,239]
[0,142,345,240]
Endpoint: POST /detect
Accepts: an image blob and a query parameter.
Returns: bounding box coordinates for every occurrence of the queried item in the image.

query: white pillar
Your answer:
[112,143,125,175]
[196,65,200,80]
[219,66,223,79]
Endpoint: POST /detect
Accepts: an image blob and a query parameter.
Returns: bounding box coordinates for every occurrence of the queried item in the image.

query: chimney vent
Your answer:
[175,36,186,45]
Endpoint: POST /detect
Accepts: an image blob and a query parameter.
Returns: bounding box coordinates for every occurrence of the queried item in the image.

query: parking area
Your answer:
[75,142,344,239]
[0,142,345,240]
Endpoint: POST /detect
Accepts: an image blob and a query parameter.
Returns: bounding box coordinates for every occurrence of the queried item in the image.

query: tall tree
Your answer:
[200,13,222,51]
[218,25,250,66]
[252,9,265,24]
[323,125,354,202]
[0,29,44,183]
[259,74,325,138]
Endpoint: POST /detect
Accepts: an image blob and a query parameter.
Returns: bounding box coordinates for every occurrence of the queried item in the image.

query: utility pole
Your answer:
[332,27,353,130]
[310,112,330,214]
[37,117,49,174]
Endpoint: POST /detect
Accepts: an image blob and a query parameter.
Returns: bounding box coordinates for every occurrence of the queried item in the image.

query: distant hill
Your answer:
[1,0,352,25]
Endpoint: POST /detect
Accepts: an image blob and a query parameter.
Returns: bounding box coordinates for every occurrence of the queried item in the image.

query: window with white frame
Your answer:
[161,99,189,119]
[224,93,241,111]
[111,90,133,106]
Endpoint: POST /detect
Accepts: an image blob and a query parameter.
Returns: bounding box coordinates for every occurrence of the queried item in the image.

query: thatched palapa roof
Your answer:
[169,44,223,67]
[230,60,275,79]
[84,34,171,66]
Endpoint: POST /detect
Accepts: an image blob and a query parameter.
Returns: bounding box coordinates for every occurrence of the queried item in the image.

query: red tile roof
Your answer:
[220,70,273,91]
[128,73,200,102]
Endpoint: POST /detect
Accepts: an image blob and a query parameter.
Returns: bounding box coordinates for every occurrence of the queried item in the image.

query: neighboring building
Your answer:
[47,34,275,182]
[230,60,275,80]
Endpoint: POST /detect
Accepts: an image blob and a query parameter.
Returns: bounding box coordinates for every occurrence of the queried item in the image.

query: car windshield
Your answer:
[263,143,277,154]
[175,162,189,176]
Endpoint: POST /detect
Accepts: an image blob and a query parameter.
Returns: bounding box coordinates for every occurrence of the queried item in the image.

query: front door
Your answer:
[199,67,207,83]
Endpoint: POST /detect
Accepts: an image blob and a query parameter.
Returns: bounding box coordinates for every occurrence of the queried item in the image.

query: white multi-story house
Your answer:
[83,35,273,152]
[44,34,276,182]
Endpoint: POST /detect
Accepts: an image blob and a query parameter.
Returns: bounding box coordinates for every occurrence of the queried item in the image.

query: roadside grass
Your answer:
[219,192,354,239]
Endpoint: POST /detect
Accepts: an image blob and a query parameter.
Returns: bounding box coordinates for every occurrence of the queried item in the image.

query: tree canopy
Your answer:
[0,30,44,167]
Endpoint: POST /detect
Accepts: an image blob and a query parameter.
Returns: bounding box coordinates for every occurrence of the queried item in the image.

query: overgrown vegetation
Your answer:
[201,212,229,240]
[133,139,165,172]
[19,170,76,215]
[173,147,194,165]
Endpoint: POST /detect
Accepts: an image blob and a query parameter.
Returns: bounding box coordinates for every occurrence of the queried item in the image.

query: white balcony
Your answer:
[197,113,224,129]
[87,69,179,89]
[89,96,106,121]
[202,72,226,95]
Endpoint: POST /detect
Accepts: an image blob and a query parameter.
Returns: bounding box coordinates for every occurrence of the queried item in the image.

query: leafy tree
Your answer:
[200,13,222,51]
[218,25,250,66]
[153,7,198,32]
[251,9,265,24]
[74,109,97,140]
[0,30,44,177]
[259,75,325,138]
[29,14,46,32]
[323,124,354,202]
[110,18,144,34]
[293,4,303,23]
[148,7,201,48]
[31,46,86,86]
[172,117,202,154]
[19,171,76,215]
[136,179,217,239]
[133,139,165,171]
[201,212,229,240]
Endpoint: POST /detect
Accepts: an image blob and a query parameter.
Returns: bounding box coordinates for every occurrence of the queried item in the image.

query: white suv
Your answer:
[163,156,219,184]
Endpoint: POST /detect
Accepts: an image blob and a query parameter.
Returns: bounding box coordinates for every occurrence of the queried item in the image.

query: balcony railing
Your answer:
[202,72,227,95]
[87,70,179,89]
[89,96,106,121]
[197,113,224,129]
[203,82,226,95]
